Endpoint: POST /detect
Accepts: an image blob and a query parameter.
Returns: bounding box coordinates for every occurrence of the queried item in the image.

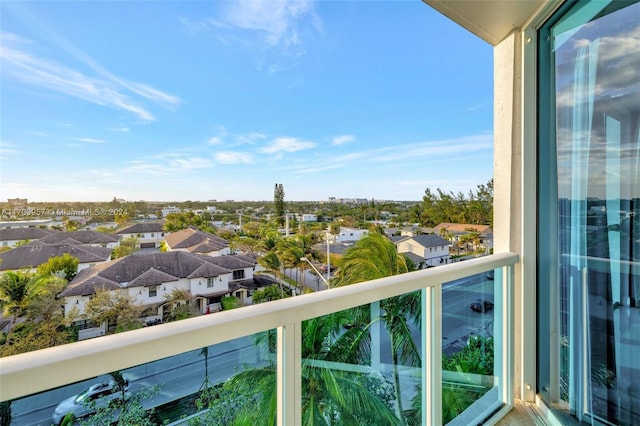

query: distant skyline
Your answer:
[0,1,493,202]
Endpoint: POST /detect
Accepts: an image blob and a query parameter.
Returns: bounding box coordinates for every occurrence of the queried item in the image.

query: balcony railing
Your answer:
[0,252,518,425]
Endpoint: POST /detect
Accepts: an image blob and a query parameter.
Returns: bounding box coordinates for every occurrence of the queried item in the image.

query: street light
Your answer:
[300,257,330,288]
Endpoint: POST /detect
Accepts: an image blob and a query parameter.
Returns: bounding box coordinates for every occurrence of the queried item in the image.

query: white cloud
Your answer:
[0,32,180,122]
[168,157,212,170]
[76,137,105,144]
[331,134,356,146]
[260,137,316,154]
[184,0,322,72]
[110,127,129,132]
[235,131,266,145]
[217,0,314,48]
[209,136,223,145]
[0,141,21,160]
[124,155,212,176]
[215,151,254,164]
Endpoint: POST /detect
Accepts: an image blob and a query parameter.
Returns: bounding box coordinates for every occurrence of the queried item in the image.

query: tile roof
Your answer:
[115,222,164,234]
[402,251,427,264]
[433,223,492,234]
[38,230,120,245]
[164,227,229,253]
[59,251,256,298]
[186,262,230,279]
[0,227,57,241]
[410,234,451,248]
[129,268,179,287]
[0,244,112,271]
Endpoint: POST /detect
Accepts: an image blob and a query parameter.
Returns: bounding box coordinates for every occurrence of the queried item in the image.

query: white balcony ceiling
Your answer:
[423,0,549,46]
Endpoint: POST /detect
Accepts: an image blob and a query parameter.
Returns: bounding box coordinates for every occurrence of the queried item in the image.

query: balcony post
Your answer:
[495,265,515,404]
[422,285,442,425]
[277,322,301,425]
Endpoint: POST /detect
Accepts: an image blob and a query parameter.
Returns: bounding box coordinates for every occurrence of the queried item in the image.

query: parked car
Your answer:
[52,380,130,425]
[470,298,494,313]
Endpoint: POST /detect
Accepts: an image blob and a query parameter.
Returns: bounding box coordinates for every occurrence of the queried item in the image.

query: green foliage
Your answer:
[199,349,400,426]
[36,253,79,280]
[94,226,115,234]
[442,336,494,375]
[60,412,76,425]
[112,236,139,259]
[251,285,288,304]
[80,380,159,426]
[273,183,285,226]
[0,319,77,356]
[332,232,408,286]
[13,239,31,247]
[83,289,144,333]
[408,336,495,424]
[164,288,199,321]
[221,296,241,310]
[0,273,78,355]
[420,179,493,227]
[0,271,35,316]
[407,336,495,425]
[163,212,216,233]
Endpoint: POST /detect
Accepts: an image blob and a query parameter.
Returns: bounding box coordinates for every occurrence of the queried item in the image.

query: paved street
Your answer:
[11,336,267,426]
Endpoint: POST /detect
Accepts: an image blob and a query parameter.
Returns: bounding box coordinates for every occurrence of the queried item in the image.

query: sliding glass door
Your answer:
[538,1,640,424]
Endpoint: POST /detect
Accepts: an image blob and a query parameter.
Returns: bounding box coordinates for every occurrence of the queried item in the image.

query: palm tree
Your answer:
[258,251,284,298]
[331,232,420,421]
[200,314,401,425]
[332,232,409,285]
[0,270,42,347]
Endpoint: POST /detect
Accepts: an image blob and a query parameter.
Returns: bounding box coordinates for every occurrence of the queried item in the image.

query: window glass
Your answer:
[539,2,640,423]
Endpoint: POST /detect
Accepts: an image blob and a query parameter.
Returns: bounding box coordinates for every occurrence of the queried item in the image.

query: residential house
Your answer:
[434,222,493,253]
[393,234,451,268]
[115,222,164,248]
[400,226,435,237]
[296,214,317,222]
[3,2,638,425]
[58,251,259,336]
[0,219,54,229]
[335,227,368,243]
[0,243,112,273]
[161,206,181,217]
[0,227,57,248]
[164,227,230,256]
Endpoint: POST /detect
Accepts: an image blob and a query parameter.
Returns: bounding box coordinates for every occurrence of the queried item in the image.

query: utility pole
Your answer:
[326,231,331,284]
[285,213,289,237]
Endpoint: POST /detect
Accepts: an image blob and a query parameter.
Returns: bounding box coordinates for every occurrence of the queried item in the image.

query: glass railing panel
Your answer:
[8,333,273,426]
[441,268,499,424]
[297,290,422,426]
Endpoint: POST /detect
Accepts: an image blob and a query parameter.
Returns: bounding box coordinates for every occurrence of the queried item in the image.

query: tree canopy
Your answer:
[36,253,79,280]
[420,179,493,227]
[273,183,285,226]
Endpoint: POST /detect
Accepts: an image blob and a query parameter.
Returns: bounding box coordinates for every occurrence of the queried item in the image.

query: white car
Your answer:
[52,380,129,425]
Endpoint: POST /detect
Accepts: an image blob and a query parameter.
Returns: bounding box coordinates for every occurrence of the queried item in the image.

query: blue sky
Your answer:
[0,1,493,202]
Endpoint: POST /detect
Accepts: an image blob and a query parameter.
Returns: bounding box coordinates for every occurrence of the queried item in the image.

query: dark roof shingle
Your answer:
[0,244,112,271]
[38,230,120,245]
[59,251,257,298]
[164,228,229,253]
